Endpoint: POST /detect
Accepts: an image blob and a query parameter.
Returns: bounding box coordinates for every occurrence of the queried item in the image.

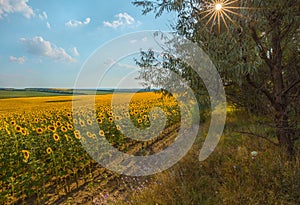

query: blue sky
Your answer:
[0,0,175,88]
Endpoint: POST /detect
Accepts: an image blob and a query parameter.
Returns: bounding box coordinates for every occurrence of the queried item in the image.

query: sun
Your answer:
[199,0,250,33]
[215,3,222,11]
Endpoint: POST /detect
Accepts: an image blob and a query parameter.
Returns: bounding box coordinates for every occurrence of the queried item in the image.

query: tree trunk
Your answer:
[274,105,294,156]
[270,15,294,156]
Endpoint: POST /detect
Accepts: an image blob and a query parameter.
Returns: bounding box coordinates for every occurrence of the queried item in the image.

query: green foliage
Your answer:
[133,0,300,154]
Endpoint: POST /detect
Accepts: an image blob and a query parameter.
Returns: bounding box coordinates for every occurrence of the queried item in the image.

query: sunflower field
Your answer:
[0,92,182,204]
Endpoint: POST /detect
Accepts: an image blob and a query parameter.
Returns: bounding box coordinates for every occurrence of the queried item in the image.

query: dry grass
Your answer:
[111,112,300,205]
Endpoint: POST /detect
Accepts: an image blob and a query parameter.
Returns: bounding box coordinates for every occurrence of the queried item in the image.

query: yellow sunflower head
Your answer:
[46,147,52,154]
[56,121,62,127]
[99,130,105,137]
[53,133,60,142]
[74,130,81,139]
[87,119,92,126]
[36,127,43,134]
[21,128,27,136]
[116,125,121,131]
[97,118,103,124]
[61,126,67,133]
[48,125,56,132]
[22,150,30,160]
[68,124,73,130]
[15,125,22,132]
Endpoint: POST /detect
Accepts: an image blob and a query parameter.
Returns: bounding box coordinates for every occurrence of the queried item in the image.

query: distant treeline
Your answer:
[0,88,158,95]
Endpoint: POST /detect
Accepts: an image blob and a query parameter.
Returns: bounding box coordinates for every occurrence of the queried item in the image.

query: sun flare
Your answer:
[199,0,250,33]
[215,3,222,11]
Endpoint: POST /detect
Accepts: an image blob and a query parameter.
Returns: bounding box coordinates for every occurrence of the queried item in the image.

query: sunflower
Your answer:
[74,130,81,139]
[21,128,27,136]
[56,121,62,127]
[48,125,56,132]
[10,120,16,126]
[99,114,105,119]
[99,130,105,137]
[96,118,103,124]
[115,116,122,121]
[36,127,43,134]
[74,130,80,135]
[86,131,92,138]
[108,117,113,123]
[67,124,73,130]
[15,125,22,132]
[22,150,30,160]
[46,147,52,154]
[79,120,85,127]
[53,133,60,142]
[73,119,78,124]
[87,119,92,126]
[61,126,67,133]
[116,125,121,131]
[137,119,143,124]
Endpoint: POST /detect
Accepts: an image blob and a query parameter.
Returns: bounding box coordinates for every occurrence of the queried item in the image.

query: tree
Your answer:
[133,0,300,155]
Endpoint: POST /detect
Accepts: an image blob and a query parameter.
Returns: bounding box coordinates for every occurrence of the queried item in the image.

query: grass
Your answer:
[109,111,300,205]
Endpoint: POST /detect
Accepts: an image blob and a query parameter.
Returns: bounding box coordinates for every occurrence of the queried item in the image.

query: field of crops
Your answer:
[0,92,182,204]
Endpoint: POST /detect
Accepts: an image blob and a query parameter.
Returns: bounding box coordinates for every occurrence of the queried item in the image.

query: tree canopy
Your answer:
[133,0,300,155]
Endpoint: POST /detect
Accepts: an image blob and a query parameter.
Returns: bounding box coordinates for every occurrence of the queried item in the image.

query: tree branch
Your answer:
[280,19,295,40]
[250,25,274,71]
[246,74,276,106]
[283,78,300,95]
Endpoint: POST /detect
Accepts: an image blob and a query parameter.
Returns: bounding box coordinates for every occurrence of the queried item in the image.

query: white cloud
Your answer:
[116,13,134,24]
[71,47,80,56]
[85,17,91,24]
[0,0,34,19]
[20,36,76,63]
[65,17,91,27]
[9,56,26,64]
[46,21,51,29]
[37,11,50,29]
[103,12,136,29]
[39,11,47,20]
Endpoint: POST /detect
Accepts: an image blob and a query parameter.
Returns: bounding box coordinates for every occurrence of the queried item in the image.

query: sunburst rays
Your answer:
[198,0,250,33]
